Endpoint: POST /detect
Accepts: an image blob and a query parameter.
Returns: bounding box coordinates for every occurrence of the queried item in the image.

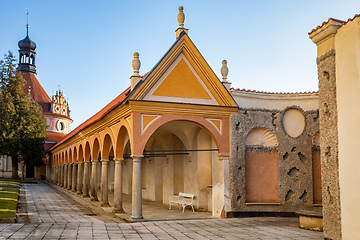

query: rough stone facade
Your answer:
[228,106,319,215]
[317,50,341,240]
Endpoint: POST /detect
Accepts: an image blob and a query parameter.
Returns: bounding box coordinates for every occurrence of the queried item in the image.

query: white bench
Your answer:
[169,192,195,213]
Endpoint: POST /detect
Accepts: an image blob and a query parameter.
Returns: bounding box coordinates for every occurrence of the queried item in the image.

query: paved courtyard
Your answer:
[0,182,324,239]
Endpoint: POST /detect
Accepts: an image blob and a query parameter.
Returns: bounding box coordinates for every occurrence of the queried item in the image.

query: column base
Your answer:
[112,208,125,213]
[83,194,90,198]
[77,191,82,195]
[67,187,72,190]
[90,196,98,201]
[71,189,76,192]
[100,202,110,207]
[131,216,144,222]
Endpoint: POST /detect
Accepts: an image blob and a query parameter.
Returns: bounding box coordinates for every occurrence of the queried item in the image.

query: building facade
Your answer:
[45,6,320,221]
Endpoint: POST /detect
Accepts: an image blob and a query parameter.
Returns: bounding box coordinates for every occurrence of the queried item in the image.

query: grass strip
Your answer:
[0,181,20,219]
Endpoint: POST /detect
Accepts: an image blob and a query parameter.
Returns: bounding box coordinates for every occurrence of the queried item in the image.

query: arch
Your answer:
[30,54,35,65]
[115,125,131,158]
[92,138,100,162]
[84,141,91,162]
[78,144,84,162]
[65,150,69,164]
[102,133,113,160]
[245,127,279,203]
[25,54,29,64]
[69,148,73,163]
[73,146,78,162]
[133,114,228,155]
[245,127,278,147]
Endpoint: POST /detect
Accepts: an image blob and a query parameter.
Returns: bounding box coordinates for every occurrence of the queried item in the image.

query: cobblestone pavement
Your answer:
[0,183,324,239]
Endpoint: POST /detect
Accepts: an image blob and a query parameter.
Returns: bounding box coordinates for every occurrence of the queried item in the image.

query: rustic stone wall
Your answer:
[317,50,342,240]
[229,106,319,214]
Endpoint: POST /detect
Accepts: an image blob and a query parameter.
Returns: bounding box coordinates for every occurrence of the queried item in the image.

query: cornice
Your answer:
[129,100,238,117]
[50,104,132,152]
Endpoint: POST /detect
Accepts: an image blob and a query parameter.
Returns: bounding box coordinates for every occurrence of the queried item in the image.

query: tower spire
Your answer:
[17,8,37,74]
[26,8,29,36]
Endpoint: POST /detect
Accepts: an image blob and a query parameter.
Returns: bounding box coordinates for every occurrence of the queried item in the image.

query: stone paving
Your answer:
[0,182,324,239]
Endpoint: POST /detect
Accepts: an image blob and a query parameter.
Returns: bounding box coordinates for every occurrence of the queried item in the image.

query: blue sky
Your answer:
[1,1,359,129]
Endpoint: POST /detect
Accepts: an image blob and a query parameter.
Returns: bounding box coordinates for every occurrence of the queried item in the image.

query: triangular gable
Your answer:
[143,53,219,105]
[130,32,238,107]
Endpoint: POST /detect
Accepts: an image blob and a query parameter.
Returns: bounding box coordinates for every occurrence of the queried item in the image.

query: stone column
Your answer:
[212,153,230,218]
[100,159,110,207]
[52,166,55,183]
[59,165,62,186]
[77,162,83,195]
[55,165,58,184]
[72,163,77,192]
[46,165,51,182]
[219,154,230,214]
[63,164,67,188]
[91,160,98,201]
[131,155,143,221]
[67,163,72,190]
[113,158,124,213]
[83,162,90,197]
[58,165,62,186]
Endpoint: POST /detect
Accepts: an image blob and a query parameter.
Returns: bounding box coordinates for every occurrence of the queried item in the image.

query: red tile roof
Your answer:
[308,14,360,36]
[21,72,52,114]
[49,86,131,151]
[231,88,318,95]
[44,132,68,151]
[308,18,345,35]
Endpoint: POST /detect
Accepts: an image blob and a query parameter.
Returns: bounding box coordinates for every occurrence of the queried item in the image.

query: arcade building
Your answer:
[5,7,321,221]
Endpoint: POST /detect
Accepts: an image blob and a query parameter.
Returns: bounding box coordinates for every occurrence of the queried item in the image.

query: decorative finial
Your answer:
[221,60,228,82]
[178,6,185,28]
[132,52,141,77]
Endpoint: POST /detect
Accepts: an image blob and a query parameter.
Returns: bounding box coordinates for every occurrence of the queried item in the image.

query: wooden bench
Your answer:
[169,192,195,213]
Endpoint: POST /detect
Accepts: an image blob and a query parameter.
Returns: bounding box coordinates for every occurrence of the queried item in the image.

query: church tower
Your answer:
[17,24,73,151]
[17,24,37,74]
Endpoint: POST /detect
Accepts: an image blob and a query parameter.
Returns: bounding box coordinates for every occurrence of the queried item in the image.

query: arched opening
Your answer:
[245,127,279,203]
[139,120,219,212]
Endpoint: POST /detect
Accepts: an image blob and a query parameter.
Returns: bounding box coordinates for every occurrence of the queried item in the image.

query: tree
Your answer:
[0,51,47,178]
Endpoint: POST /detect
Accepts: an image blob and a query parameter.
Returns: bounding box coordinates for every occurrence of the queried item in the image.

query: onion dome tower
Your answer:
[17,24,37,74]
[17,19,73,151]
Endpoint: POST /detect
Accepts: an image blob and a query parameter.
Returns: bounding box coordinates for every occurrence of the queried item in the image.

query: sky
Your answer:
[1,1,359,129]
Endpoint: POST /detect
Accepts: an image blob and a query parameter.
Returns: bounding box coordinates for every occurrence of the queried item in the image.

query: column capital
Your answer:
[131,155,144,159]
[101,159,109,164]
[218,153,230,161]
[114,158,124,163]
[91,161,98,165]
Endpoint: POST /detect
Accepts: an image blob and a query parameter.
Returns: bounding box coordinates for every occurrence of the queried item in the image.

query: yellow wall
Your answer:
[335,17,360,240]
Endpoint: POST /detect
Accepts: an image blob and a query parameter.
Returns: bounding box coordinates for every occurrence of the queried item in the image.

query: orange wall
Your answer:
[245,148,279,202]
[312,149,322,204]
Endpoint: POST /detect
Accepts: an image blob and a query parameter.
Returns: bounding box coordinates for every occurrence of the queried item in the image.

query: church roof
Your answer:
[21,72,52,114]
